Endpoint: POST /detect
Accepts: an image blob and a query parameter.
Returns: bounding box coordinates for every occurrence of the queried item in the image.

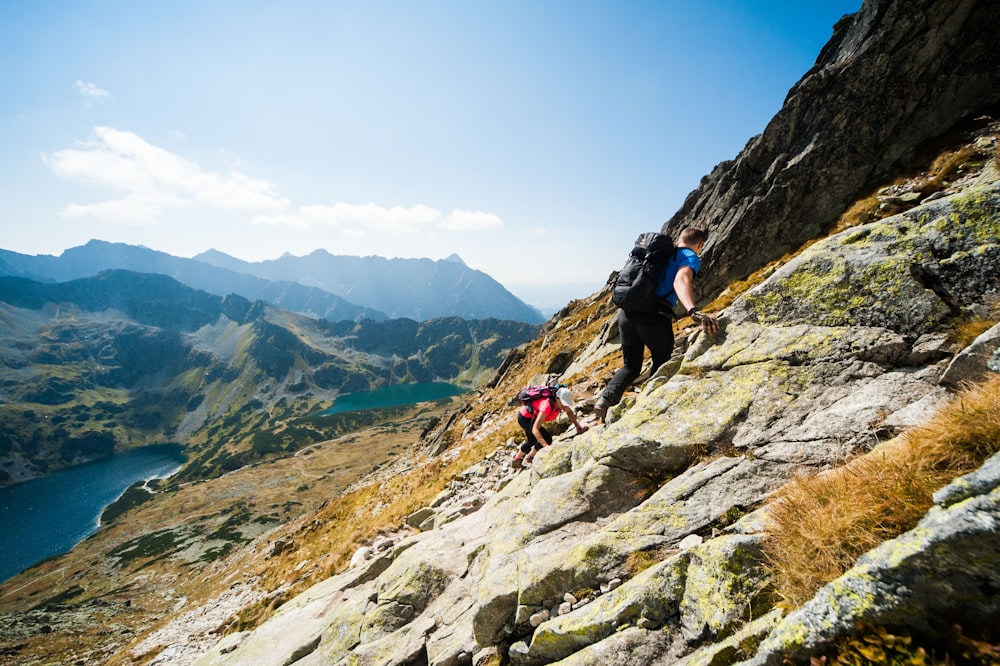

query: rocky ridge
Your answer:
[667,0,1000,298]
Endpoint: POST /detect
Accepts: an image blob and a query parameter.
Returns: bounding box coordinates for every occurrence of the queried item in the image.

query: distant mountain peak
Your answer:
[191,248,252,273]
[443,254,466,266]
[193,248,237,262]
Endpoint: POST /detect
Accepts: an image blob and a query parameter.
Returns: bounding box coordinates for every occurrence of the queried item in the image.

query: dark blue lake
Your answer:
[0,444,186,583]
[320,382,469,415]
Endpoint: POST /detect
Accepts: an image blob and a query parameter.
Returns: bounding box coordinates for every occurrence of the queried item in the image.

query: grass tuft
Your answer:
[624,549,664,577]
[833,194,883,233]
[949,294,1000,349]
[763,374,1000,608]
[926,144,984,190]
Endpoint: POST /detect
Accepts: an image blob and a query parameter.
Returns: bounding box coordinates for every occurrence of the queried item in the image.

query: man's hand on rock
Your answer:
[689,308,719,335]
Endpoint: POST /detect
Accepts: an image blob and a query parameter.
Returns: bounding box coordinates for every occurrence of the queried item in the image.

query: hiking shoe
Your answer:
[511,456,523,470]
[594,398,611,421]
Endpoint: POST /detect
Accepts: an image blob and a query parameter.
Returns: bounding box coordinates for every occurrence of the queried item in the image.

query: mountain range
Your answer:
[0,240,546,324]
[0,269,539,486]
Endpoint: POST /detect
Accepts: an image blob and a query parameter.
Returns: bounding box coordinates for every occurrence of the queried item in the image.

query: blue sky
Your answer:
[1,0,860,312]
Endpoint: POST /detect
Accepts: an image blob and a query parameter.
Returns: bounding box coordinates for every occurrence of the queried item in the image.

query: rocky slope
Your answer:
[2,1,999,663]
[185,161,1000,666]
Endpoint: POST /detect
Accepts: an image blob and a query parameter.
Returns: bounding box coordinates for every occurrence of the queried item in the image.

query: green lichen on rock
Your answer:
[949,186,1000,244]
[679,535,774,641]
[317,587,372,661]
[376,549,460,613]
[510,523,668,616]
[527,552,689,662]
[730,184,1000,336]
[471,552,520,646]
[525,536,775,663]
[737,246,943,334]
[580,363,798,474]
[672,608,784,666]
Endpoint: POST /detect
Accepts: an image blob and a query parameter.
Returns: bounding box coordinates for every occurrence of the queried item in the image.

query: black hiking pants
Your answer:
[600,309,674,407]
[517,412,553,453]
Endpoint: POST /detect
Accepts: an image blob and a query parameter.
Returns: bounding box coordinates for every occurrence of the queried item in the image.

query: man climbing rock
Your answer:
[595,227,718,420]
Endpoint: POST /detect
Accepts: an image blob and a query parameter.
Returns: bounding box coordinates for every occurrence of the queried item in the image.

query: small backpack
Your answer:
[610,232,676,314]
[516,384,558,415]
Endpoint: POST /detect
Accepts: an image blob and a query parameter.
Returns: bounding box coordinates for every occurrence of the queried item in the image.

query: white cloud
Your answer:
[306,202,441,233]
[47,126,289,222]
[216,148,241,169]
[440,209,503,231]
[74,80,111,100]
[254,204,503,236]
[253,203,440,232]
[47,127,505,240]
[73,81,113,107]
[190,170,289,210]
[60,192,191,224]
[525,226,557,236]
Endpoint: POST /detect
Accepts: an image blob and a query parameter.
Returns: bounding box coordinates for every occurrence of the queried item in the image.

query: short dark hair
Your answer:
[678,227,707,246]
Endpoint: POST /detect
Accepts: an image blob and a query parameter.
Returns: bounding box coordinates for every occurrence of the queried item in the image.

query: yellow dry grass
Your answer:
[926,144,984,189]
[949,295,1000,349]
[764,373,1000,608]
[831,193,883,234]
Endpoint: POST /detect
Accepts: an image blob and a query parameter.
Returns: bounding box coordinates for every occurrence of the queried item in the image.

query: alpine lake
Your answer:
[0,382,468,584]
[0,444,187,583]
[319,382,469,415]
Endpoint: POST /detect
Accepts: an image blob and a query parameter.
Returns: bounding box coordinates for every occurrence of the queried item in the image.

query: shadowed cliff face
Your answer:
[665,0,1000,298]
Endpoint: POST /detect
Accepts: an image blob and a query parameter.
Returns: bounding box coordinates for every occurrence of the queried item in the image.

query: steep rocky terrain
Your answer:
[667,0,1000,298]
[1,1,999,664]
[180,151,999,666]
[6,121,989,666]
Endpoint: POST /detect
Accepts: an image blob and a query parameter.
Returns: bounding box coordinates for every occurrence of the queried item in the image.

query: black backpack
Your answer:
[516,384,558,415]
[610,232,676,313]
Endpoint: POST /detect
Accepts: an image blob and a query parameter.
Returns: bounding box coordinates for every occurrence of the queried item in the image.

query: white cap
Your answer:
[556,387,575,410]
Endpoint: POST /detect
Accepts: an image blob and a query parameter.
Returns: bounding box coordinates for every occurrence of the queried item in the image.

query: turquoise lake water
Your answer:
[319,382,469,415]
[0,444,186,583]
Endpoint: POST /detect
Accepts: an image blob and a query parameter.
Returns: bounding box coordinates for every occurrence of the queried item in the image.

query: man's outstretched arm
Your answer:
[673,267,718,334]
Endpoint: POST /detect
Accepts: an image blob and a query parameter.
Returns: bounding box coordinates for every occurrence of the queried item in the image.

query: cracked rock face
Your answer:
[665,0,1000,298]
